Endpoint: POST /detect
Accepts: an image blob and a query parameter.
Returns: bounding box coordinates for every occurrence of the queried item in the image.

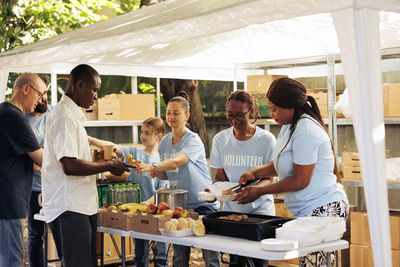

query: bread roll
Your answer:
[170,218,179,226]
[177,218,189,230]
[192,220,206,236]
[164,221,177,231]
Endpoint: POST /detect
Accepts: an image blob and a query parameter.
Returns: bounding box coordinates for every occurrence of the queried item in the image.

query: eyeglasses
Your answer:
[226,109,251,121]
[28,84,45,101]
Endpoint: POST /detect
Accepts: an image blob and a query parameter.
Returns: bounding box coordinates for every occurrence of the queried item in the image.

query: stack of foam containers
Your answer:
[275,217,346,248]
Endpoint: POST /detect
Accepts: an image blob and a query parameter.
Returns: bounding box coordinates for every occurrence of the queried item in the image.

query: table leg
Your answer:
[43,223,48,267]
[326,252,332,267]
[100,232,104,267]
[121,236,126,267]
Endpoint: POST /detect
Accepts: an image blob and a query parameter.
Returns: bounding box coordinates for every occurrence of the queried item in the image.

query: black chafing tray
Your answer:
[203,211,293,241]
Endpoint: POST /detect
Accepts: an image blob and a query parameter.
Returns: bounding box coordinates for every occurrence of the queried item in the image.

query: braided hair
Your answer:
[226,90,260,123]
[268,77,340,179]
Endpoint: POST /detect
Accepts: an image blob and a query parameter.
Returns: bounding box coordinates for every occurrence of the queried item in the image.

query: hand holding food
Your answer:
[235,185,263,204]
[108,158,131,176]
[238,170,257,186]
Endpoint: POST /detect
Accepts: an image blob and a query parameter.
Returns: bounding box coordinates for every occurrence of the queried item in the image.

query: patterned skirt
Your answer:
[298,199,350,267]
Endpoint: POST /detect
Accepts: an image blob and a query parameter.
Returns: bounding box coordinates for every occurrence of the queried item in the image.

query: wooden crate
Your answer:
[343,165,362,181]
[342,152,362,180]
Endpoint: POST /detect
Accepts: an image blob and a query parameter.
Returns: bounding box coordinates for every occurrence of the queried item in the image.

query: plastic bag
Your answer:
[386,157,400,182]
[335,89,352,118]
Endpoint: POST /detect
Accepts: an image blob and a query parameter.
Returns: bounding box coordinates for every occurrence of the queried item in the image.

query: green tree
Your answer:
[0,0,127,52]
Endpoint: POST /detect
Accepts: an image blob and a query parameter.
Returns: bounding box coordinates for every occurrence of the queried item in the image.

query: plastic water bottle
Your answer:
[121,184,128,204]
[106,185,115,204]
[126,184,136,203]
[134,184,141,203]
[114,184,121,203]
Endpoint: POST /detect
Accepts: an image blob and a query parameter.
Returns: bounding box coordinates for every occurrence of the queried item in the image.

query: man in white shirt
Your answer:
[42,64,130,267]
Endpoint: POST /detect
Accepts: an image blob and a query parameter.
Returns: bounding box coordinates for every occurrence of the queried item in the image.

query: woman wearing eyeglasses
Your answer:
[237,78,348,267]
[209,90,276,267]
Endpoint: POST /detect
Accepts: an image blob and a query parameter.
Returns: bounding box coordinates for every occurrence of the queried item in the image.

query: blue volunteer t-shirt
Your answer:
[159,128,218,210]
[0,102,40,219]
[210,126,276,215]
[26,106,52,192]
[272,114,347,217]
[120,146,169,201]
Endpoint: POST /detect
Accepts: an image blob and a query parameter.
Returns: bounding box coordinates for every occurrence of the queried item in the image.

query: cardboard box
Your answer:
[351,211,400,249]
[96,232,132,260]
[98,95,120,120]
[117,94,155,120]
[82,100,98,120]
[246,75,287,95]
[97,94,155,121]
[132,213,170,235]
[350,244,400,267]
[100,210,135,231]
[307,89,344,119]
[383,83,400,117]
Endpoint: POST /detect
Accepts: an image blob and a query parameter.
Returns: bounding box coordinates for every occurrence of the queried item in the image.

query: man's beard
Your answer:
[34,102,48,113]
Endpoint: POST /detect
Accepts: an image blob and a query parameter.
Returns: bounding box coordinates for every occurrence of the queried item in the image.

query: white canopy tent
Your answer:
[1,0,399,265]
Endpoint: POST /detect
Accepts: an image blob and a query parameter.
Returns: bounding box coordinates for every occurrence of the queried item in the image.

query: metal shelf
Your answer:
[342,180,400,189]
[336,118,400,125]
[83,120,144,143]
[83,120,144,127]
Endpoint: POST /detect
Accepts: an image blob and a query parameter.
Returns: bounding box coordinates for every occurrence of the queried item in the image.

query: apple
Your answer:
[172,207,184,218]
[107,205,117,211]
[161,209,173,217]
[181,209,189,218]
[147,203,158,214]
[157,201,170,213]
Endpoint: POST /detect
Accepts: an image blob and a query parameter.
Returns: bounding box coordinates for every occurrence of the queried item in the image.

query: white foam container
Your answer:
[261,238,299,251]
[159,228,193,237]
[198,192,217,201]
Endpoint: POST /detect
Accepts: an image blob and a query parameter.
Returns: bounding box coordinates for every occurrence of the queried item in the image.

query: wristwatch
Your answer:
[152,162,157,171]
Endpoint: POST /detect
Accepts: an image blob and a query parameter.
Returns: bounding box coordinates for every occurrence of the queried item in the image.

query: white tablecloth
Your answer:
[97,226,348,261]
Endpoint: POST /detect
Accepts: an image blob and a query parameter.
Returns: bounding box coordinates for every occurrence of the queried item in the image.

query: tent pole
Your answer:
[51,73,57,105]
[131,76,138,143]
[327,54,338,157]
[156,77,161,117]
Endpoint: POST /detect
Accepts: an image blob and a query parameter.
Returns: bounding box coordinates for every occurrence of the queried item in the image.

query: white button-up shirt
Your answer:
[42,95,98,223]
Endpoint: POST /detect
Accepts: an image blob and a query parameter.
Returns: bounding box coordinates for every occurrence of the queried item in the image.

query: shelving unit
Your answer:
[83,120,144,144]
[236,47,400,157]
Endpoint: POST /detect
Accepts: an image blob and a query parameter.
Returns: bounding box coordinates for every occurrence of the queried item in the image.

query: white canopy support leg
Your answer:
[332,7,391,267]
[0,71,9,102]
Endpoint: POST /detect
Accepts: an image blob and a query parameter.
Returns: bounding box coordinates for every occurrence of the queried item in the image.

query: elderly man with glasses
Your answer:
[0,72,45,266]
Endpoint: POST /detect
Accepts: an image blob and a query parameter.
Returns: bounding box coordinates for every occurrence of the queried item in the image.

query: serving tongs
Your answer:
[228,177,269,193]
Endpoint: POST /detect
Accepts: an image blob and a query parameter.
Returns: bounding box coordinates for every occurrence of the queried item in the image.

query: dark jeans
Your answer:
[229,254,266,267]
[48,211,97,267]
[28,191,44,267]
[173,205,220,267]
[134,239,169,267]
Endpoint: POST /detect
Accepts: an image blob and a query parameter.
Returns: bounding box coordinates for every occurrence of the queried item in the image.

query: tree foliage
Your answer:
[0,0,142,52]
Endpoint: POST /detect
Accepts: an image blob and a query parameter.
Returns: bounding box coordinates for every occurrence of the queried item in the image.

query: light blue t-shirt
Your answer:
[120,146,169,202]
[26,107,52,192]
[210,126,276,215]
[159,128,218,210]
[272,114,347,217]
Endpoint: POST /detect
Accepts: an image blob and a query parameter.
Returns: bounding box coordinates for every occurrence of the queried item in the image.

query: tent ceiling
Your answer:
[0,0,400,81]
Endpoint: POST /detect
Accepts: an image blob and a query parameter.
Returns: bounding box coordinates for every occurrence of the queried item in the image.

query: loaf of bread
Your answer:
[192,219,206,236]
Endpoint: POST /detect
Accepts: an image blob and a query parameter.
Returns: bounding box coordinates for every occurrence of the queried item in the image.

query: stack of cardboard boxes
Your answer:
[350,211,400,266]
[82,94,155,121]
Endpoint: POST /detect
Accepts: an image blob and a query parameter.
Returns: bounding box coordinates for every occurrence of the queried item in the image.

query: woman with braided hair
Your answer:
[236,77,348,267]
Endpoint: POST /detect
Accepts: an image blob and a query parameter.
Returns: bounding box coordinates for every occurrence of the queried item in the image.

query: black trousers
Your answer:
[48,211,97,267]
[28,191,44,267]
